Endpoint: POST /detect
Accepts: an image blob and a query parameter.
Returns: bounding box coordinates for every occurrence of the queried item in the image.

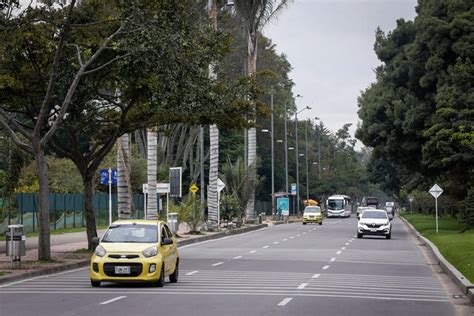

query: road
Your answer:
[0,218,459,315]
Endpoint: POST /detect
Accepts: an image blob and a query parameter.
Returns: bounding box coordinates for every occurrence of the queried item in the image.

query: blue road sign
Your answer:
[291,183,297,196]
[100,169,118,185]
[277,197,290,216]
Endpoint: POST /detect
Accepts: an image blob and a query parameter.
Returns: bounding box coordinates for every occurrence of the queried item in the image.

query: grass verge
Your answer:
[402,213,474,283]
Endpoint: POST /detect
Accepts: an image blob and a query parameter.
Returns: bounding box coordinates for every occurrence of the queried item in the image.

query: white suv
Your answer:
[357,209,392,239]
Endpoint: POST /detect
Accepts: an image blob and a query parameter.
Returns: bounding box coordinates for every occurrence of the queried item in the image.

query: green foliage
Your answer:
[357,0,474,203]
[461,187,474,229]
[169,194,204,234]
[220,193,241,222]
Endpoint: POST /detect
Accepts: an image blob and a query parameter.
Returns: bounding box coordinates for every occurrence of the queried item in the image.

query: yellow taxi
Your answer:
[90,220,179,287]
[303,206,323,225]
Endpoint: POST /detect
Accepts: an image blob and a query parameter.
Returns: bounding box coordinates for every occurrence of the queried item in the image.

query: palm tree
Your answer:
[234,0,290,219]
[207,0,219,226]
[117,133,132,219]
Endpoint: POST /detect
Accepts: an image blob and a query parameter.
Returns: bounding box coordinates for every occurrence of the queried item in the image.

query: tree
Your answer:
[0,0,131,260]
[234,0,290,219]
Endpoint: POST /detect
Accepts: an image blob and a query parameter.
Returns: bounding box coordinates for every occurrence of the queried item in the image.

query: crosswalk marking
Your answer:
[277,297,293,306]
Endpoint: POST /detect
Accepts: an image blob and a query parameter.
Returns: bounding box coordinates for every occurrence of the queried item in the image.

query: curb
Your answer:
[400,216,474,301]
[0,223,268,285]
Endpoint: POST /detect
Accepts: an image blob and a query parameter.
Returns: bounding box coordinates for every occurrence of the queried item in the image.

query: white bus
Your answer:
[326,195,352,218]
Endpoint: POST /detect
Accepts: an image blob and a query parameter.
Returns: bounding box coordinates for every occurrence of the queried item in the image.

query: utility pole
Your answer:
[305,119,309,200]
[284,103,288,195]
[270,86,275,216]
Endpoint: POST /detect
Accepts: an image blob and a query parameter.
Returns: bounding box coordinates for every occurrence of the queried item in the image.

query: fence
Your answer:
[0,193,148,234]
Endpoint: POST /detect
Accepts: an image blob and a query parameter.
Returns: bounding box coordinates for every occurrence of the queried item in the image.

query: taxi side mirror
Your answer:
[92,236,100,248]
[162,238,173,246]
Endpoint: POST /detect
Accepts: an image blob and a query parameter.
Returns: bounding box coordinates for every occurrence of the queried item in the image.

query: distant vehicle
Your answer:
[385,201,395,219]
[303,206,323,225]
[357,209,392,239]
[363,196,379,208]
[356,206,372,220]
[326,195,352,218]
[90,220,179,287]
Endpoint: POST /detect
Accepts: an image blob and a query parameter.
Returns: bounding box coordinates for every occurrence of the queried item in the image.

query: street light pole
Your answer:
[294,105,311,216]
[284,103,288,195]
[270,86,275,216]
[314,117,321,182]
[305,120,309,201]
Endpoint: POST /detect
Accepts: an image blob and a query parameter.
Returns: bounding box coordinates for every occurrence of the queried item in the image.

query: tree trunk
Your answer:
[246,33,258,220]
[117,134,131,219]
[82,173,97,251]
[147,128,158,219]
[34,148,51,260]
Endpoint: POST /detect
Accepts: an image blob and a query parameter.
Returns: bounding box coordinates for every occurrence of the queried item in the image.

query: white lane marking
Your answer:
[277,297,293,306]
[186,271,199,276]
[100,296,127,305]
[341,247,346,250]
[312,273,320,279]
[336,251,342,255]
[233,256,243,259]
[179,226,270,249]
[302,232,307,235]
[322,265,330,270]
[282,239,288,241]
[297,283,308,290]
[290,236,295,239]
[249,250,257,254]
[345,243,349,246]
[273,241,279,245]
[0,267,89,288]
[353,235,357,238]
[297,234,301,237]
[211,262,224,267]
[262,245,269,249]
[330,257,336,262]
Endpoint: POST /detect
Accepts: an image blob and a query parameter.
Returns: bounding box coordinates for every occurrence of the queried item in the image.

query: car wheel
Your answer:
[386,233,391,240]
[303,222,307,225]
[90,280,101,287]
[155,265,165,287]
[169,259,179,283]
[357,233,363,239]
[319,222,322,225]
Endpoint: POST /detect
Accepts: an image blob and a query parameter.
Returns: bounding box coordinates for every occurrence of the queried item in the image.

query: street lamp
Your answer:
[305,119,309,201]
[314,117,321,182]
[295,104,311,216]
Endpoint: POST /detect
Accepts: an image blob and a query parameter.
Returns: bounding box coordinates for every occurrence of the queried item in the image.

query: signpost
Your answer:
[217,178,225,229]
[100,168,117,225]
[190,184,199,195]
[408,196,414,213]
[290,184,297,216]
[429,184,443,233]
[142,184,148,219]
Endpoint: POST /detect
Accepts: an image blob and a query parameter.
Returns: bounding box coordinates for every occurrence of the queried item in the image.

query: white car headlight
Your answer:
[95,245,106,257]
[143,246,158,258]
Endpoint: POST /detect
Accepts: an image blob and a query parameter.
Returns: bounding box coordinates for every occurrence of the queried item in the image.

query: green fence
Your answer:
[0,193,147,234]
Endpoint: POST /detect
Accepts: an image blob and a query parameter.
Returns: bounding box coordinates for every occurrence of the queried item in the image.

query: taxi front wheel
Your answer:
[154,265,165,287]
[91,280,101,287]
[169,259,179,283]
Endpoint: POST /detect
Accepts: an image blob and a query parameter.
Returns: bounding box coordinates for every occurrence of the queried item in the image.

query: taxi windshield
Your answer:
[102,224,158,243]
[304,207,321,213]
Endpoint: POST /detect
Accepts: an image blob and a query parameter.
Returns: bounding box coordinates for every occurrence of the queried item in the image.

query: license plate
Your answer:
[370,228,377,232]
[115,266,131,274]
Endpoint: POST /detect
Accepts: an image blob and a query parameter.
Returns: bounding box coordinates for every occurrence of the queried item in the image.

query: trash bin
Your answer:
[6,224,26,260]
[167,213,179,234]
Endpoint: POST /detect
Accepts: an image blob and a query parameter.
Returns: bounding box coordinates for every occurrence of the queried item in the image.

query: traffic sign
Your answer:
[190,184,199,194]
[291,183,297,196]
[217,178,226,192]
[99,169,118,185]
[429,184,443,198]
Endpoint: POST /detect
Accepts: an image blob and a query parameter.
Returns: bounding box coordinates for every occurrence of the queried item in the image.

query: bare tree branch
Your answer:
[74,44,84,66]
[0,107,33,141]
[82,53,130,75]
[0,114,33,154]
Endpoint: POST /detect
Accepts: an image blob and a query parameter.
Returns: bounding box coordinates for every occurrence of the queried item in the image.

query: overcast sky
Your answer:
[264,0,418,142]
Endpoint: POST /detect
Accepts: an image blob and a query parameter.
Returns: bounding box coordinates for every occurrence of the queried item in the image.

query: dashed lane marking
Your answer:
[100,296,127,305]
[312,274,320,279]
[211,262,224,267]
[282,239,288,241]
[233,256,242,259]
[341,247,346,250]
[277,297,293,306]
[185,271,199,276]
[262,246,269,249]
[336,251,342,255]
[273,242,279,245]
[330,258,336,262]
[322,265,330,270]
[249,250,257,254]
[297,283,308,290]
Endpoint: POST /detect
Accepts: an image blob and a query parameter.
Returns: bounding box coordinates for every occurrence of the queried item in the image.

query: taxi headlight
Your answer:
[94,245,106,257]
[143,246,158,258]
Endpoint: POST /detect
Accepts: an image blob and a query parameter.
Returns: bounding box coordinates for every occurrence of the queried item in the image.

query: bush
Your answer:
[169,194,203,234]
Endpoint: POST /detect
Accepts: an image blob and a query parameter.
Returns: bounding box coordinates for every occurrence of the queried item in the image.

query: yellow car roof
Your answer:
[111,219,164,225]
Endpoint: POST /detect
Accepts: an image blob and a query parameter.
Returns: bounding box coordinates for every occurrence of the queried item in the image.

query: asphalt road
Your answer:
[0,217,459,316]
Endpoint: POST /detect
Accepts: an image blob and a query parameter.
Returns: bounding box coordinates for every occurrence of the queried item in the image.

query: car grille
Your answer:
[108,254,140,259]
[103,263,143,277]
[365,223,382,228]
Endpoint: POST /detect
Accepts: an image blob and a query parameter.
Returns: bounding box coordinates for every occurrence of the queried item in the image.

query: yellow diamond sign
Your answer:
[190,184,199,194]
